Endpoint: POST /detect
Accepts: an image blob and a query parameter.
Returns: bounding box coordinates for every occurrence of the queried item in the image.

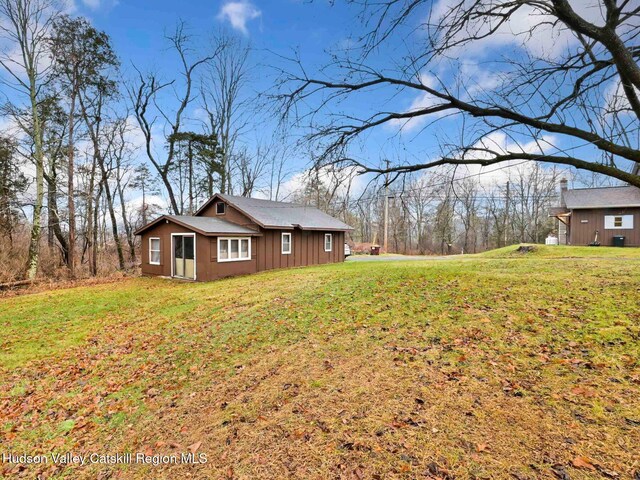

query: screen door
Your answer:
[173,234,195,279]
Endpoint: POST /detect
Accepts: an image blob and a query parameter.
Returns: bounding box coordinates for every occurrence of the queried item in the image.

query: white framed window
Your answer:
[149,237,161,265]
[324,233,333,252]
[604,214,633,229]
[218,237,251,262]
[216,202,226,215]
[282,232,292,254]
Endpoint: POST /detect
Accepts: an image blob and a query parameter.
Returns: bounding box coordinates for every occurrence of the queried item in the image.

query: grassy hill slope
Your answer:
[1,246,639,479]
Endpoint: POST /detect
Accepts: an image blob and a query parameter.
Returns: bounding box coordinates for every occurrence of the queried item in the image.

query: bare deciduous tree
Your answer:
[201,32,250,195]
[279,0,640,187]
[130,23,221,214]
[0,0,58,278]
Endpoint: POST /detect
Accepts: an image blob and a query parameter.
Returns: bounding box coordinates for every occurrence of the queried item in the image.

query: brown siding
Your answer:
[140,221,213,281]
[253,230,344,272]
[570,207,640,247]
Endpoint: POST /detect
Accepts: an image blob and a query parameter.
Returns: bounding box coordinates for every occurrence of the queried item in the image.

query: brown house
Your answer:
[134,194,353,281]
[550,180,640,247]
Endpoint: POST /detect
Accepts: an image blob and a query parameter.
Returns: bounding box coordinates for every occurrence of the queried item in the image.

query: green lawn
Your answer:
[1,245,639,479]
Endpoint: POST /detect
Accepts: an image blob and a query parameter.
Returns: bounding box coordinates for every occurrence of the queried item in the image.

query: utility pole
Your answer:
[383,159,390,253]
[504,180,510,247]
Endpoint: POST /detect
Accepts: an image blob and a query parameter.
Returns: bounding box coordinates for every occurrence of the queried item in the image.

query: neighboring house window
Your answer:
[282,232,292,254]
[149,237,161,265]
[218,237,251,262]
[604,215,634,229]
[216,202,226,215]
[324,233,332,252]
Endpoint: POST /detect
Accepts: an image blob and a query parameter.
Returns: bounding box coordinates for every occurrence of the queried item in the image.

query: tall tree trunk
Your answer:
[45,172,69,265]
[26,81,44,280]
[100,166,125,270]
[47,173,55,248]
[86,152,98,276]
[66,88,77,277]
[188,141,193,214]
[141,182,147,225]
[116,172,135,263]
[92,180,102,275]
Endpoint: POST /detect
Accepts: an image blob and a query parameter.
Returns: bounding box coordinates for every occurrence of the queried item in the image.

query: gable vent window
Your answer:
[605,215,633,229]
[282,232,292,254]
[216,202,226,215]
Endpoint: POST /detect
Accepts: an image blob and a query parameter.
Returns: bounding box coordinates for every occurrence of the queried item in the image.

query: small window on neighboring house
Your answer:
[149,238,160,265]
[324,233,333,252]
[218,237,250,262]
[605,214,634,229]
[216,202,226,215]
[282,232,292,254]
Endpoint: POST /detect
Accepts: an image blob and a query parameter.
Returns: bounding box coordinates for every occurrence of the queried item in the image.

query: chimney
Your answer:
[559,178,568,207]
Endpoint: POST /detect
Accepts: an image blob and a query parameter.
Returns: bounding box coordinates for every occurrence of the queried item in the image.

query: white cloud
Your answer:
[81,0,100,9]
[216,1,261,35]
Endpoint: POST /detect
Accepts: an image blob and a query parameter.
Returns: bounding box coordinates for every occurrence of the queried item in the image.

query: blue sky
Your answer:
[2,0,629,207]
[84,1,457,161]
[80,0,408,194]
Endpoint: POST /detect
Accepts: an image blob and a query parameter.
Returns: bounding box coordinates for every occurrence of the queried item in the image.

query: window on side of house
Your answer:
[149,237,161,265]
[604,214,634,229]
[216,202,226,215]
[218,237,251,262]
[324,233,333,252]
[282,232,292,254]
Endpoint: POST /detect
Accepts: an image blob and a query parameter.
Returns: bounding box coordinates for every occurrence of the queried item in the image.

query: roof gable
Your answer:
[196,194,353,231]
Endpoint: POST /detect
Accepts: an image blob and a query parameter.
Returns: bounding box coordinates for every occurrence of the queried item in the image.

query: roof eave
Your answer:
[567,204,640,209]
[134,215,169,236]
[293,225,354,231]
[202,231,263,237]
[134,215,261,237]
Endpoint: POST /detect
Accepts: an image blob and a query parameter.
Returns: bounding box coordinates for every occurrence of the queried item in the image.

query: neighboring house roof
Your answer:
[563,185,640,209]
[197,193,354,231]
[134,215,260,236]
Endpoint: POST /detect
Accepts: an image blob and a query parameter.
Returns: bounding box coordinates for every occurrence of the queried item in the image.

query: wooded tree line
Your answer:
[0,0,291,282]
[287,162,567,255]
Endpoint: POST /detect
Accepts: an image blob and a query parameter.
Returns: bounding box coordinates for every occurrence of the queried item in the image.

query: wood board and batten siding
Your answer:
[569,208,640,247]
[135,193,352,282]
[253,230,345,272]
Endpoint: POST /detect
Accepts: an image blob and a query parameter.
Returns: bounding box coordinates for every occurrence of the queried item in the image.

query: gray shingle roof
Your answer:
[166,215,258,234]
[218,194,353,231]
[134,214,259,236]
[564,186,640,209]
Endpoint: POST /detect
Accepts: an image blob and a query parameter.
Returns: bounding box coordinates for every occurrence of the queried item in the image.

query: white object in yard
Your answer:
[545,236,559,245]
[344,243,351,257]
